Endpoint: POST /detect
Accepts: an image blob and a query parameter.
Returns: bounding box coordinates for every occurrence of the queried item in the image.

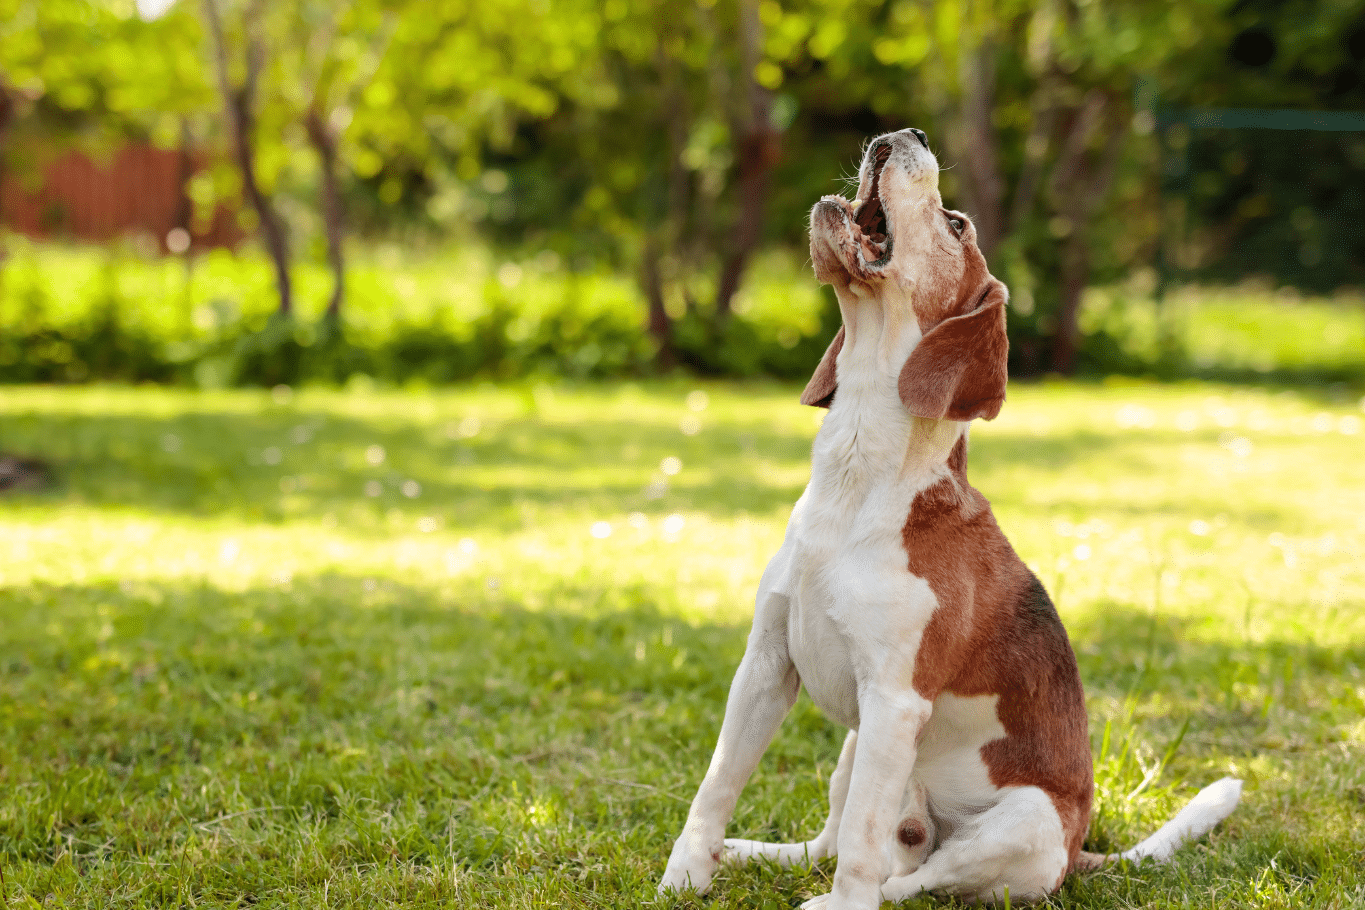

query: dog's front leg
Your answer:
[802,687,931,910]
[659,620,800,895]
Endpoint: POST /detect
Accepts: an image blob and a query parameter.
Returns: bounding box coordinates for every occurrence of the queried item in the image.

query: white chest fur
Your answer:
[767,316,965,729]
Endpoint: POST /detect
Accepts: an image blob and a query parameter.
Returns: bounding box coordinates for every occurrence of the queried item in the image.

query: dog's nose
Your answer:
[907,128,929,149]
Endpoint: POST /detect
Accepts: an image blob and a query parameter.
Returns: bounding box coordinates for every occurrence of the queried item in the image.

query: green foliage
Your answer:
[0,0,211,152]
[1,381,1363,906]
[1169,131,1365,291]
[1135,0,1365,291]
[2,0,1364,368]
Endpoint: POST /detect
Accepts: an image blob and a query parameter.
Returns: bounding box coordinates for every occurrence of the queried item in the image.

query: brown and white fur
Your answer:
[657,129,1241,907]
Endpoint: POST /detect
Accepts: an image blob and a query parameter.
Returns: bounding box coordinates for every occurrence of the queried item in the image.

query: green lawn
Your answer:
[1,381,1363,908]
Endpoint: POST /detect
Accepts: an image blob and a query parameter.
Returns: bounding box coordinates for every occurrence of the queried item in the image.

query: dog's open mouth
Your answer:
[809,140,900,284]
[852,143,892,266]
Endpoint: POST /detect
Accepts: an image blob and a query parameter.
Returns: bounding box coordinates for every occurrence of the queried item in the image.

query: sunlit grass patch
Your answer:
[1,380,1362,907]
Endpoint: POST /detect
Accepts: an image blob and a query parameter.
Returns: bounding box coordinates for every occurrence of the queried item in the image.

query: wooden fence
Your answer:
[0,142,241,252]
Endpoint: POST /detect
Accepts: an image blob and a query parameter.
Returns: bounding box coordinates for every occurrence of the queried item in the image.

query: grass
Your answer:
[1,379,1363,908]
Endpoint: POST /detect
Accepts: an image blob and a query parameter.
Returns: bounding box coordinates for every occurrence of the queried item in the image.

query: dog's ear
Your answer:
[800,325,844,408]
[898,281,1009,421]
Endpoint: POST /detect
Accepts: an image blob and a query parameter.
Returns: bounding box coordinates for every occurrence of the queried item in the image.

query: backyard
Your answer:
[2,373,1363,908]
[4,0,1365,904]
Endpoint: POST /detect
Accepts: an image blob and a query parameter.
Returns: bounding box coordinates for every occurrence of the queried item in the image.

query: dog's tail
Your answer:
[1071,777,1243,873]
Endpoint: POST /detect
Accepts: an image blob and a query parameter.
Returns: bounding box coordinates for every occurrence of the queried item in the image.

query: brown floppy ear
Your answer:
[800,325,844,408]
[898,281,1009,421]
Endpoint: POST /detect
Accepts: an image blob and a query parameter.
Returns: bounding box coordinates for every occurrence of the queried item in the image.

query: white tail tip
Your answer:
[1123,777,1243,864]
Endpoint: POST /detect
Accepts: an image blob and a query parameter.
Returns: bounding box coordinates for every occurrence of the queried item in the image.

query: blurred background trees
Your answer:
[0,0,1362,384]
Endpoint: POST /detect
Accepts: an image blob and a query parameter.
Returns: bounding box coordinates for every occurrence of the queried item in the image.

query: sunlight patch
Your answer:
[1115,404,1156,429]
[447,416,481,439]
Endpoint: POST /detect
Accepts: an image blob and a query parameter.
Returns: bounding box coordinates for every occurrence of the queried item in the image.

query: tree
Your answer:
[284,2,394,320]
[0,0,212,254]
[202,0,294,315]
[549,0,793,367]
[819,0,1227,373]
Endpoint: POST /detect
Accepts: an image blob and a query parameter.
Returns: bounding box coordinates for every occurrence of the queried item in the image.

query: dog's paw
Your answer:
[658,843,718,896]
[657,863,712,896]
[800,880,884,910]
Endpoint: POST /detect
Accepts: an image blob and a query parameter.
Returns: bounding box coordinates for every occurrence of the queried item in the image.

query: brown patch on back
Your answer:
[903,450,1093,865]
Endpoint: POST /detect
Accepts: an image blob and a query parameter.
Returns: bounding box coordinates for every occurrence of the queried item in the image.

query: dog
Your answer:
[657,128,1241,907]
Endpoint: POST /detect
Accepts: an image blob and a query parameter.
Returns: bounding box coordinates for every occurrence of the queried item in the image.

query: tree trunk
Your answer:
[202,0,292,316]
[0,83,13,272]
[956,40,1007,262]
[1050,234,1088,374]
[1045,98,1128,374]
[173,118,195,244]
[642,236,674,368]
[226,87,293,316]
[714,0,777,318]
[660,42,694,315]
[305,106,345,319]
[715,127,777,318]
[1007,79,1059,234]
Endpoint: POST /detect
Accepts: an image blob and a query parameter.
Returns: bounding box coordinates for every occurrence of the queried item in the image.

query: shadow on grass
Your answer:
[1069,602,1365,714]
[1189,363,1365,391]
[1,573,751,874]
[7,573,1363,908]
[5,575,1362,873]
[0,404,1138,528]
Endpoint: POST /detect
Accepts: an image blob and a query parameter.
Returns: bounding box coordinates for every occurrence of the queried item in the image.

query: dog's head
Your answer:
[802,128,1009,422]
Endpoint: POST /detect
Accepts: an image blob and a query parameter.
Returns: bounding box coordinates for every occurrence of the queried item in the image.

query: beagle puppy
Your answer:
[658,129,1241,907]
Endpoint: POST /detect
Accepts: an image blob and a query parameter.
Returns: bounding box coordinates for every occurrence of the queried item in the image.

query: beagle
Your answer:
[658,128,1241,907]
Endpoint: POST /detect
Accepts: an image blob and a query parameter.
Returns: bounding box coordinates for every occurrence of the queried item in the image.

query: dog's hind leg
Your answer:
[724,729,857,866]
[880,785,1069,905]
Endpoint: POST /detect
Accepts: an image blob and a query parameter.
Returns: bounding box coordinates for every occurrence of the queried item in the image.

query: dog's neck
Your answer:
[811,292,966,496]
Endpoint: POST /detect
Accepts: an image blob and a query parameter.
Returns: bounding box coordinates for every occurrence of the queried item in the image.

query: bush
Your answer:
[0,241,834,387]
[2,240,1362,388]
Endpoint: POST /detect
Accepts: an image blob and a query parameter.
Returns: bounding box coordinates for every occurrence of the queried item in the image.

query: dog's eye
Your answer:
[948,217,965,236]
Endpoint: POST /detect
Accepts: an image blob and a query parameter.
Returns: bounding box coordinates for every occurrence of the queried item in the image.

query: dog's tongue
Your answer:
[858,234,882,262]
